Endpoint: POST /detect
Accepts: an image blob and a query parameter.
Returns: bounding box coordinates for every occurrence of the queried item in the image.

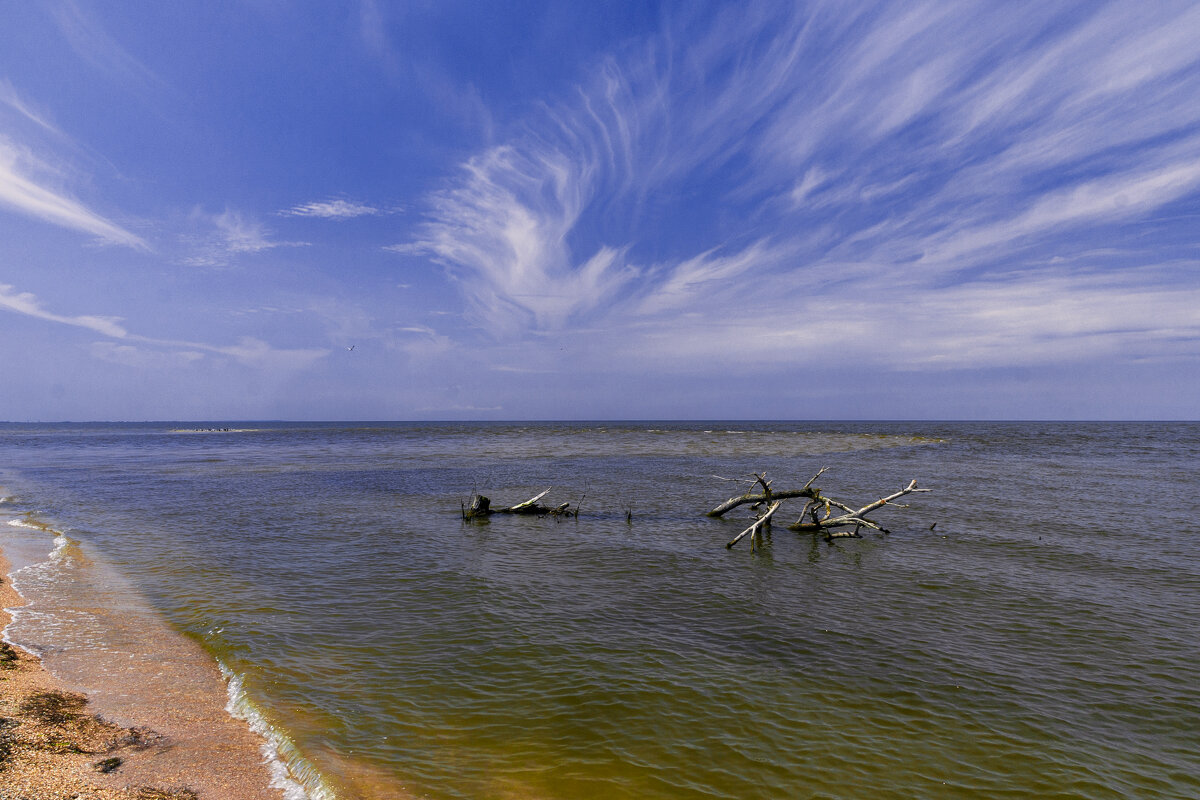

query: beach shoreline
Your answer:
[0,546,287,800]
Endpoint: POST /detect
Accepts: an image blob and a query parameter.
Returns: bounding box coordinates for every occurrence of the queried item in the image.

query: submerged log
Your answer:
[463,488,578,520]
[463,494,492,519]
[825,529,863,540]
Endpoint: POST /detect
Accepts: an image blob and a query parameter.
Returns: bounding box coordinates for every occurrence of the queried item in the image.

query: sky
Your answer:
[1,0,1198,421]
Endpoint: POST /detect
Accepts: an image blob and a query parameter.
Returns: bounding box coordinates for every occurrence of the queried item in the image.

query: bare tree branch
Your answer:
[788,480,928,532]
[726,501,782,549]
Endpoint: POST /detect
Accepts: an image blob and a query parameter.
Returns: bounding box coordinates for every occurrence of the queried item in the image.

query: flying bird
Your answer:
[346,345,355,351]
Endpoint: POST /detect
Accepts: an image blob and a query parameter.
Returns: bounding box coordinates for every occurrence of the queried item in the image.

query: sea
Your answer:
[0,421,1197,799]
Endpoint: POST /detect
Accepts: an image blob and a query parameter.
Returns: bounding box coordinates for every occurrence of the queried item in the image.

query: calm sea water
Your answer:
[1,422,1198,799]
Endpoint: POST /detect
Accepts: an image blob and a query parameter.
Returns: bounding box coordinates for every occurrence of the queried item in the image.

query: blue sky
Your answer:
[1,1,1198,420]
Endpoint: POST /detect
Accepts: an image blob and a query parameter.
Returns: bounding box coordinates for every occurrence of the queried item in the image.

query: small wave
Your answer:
[1,534,72,658]
[7,535,68,599]
[48,533,84,565]
[219,661,336,800]
[6,517,55,532]
[0,564,33,656]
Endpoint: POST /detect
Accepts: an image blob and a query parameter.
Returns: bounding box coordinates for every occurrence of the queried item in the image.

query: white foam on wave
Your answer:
[1,529,70,656]
[0,590,39,657]
[219,660,337,800]
[7,531,71,577]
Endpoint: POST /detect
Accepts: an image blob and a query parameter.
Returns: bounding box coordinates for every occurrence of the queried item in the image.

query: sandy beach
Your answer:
[0,549,285,800]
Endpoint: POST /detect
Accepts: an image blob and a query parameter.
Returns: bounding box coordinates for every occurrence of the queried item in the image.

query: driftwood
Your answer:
[725,500,782,550]
[462,488,578,520]
[707,468,826,517]
[712,468,929,547]
[787,479,926,533]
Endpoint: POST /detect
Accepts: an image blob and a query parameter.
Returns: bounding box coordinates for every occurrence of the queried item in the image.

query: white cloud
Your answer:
[0,282,328,372]
[637,242,776,315]
[591,263,1200,377]
[789,167,832,206]
[1079,4,1200,102]
[279,199,381,219]
[389,323,453,359]
[357,0,495,136]
[182,209,307,267]
[0,79,59,134]
[382,243,423,255]
[210,337,327,371]
[0,139,146,248]
[0,282,128,338]
[216,210,281,253]
[91,341,205,368]
[405,145,637,334]
[49,0,164,90]
[925,154,1200,265]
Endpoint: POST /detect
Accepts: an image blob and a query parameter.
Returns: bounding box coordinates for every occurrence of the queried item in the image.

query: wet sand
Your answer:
[0,549,285,800]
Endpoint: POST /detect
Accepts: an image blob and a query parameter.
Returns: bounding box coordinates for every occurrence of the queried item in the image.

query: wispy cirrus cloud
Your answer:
[396,0,1200,379]
[48,0,164,91]
[0,282,128,337]
[922,151,1200,267]
[0,138,147,248]
[90,341,205,368]
[0,79,60,134]
[0,77,146,249]
[214,210,284,254]
[590,256,1200,378]
[0,282,327,371]
[400,144,637,333]
[357,0,494,137]
[279,198,383,219]
[181,209,308,267]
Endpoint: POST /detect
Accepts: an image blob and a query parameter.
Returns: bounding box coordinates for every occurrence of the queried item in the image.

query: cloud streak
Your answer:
[182,209,307,267]
[0,138,146,248]
[279,198,383,219]
[48,0,164,91]
[0,283,327,371]
[0,282,128,338]
[0,79,60,134]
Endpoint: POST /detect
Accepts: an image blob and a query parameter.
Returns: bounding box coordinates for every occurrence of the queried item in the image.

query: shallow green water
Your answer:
[2,422,1198,799]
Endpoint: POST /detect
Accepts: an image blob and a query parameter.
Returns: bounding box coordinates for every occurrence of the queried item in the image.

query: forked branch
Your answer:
[787,479,929,533]
[707,467,829,517]
[712,470,930,548]
[726,500,782,550]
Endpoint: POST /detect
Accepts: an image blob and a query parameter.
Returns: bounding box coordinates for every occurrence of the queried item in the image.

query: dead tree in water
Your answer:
[462,488,578,520]
[708,468,827,517]
[709,468,929,547]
